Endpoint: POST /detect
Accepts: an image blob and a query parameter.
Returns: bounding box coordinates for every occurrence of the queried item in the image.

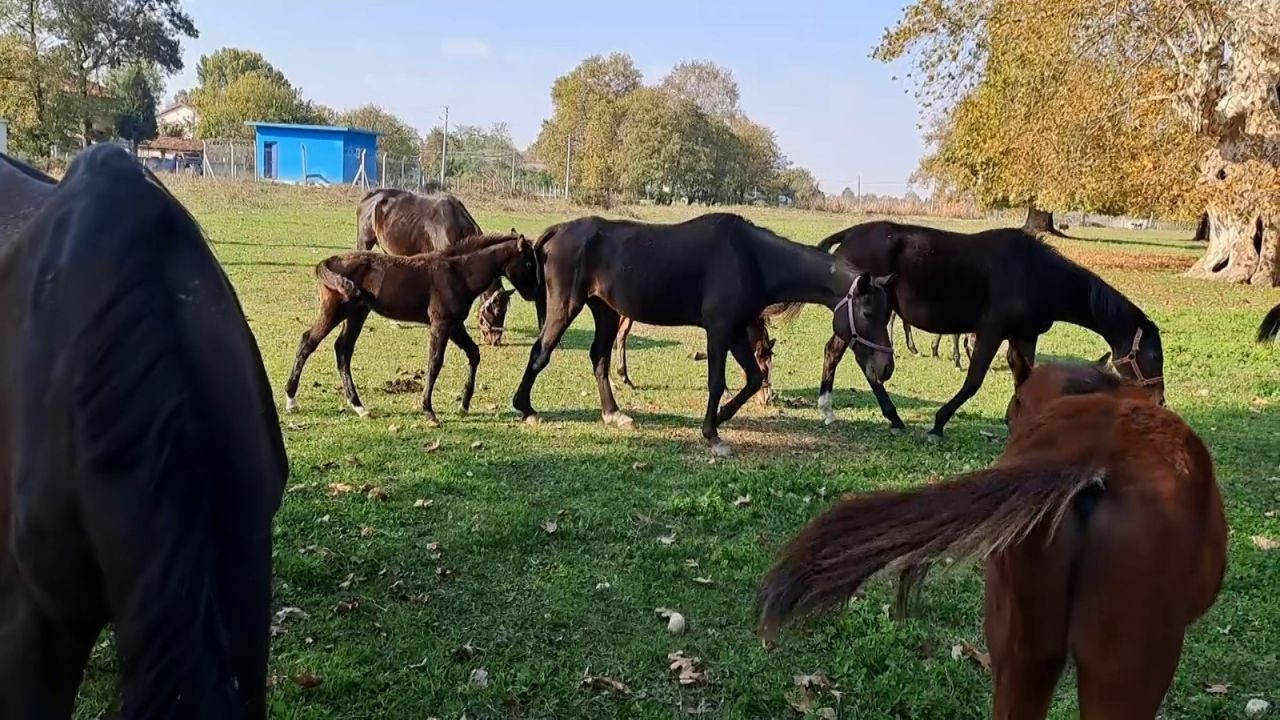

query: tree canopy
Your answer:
[335,104,419,158]
[189,48,323,139]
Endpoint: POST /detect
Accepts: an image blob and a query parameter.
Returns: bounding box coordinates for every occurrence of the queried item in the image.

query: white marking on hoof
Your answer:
[889,426,907,436]
[925,430,944,443]
[709,441,734,458]
[285,396,299,413]
[352,404,371,418]
[604,412,635,429]
[818,392,836,426]
[522,413,541,425]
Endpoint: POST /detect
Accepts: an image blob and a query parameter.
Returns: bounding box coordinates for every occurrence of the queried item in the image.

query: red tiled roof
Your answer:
[140,136,204,153]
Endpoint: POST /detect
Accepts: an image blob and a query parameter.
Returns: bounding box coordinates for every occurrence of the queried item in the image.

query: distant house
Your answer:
[245,122,379,185]
[0,118,8,154]
[137,136,204,174]
[157,102,198,137]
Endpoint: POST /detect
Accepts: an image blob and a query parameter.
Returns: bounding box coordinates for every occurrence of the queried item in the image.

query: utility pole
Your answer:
[510,148,516,187]
[439,105,448,187]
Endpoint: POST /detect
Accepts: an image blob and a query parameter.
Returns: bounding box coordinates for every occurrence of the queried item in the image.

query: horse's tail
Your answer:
[1258,303,1280,342]
[816,229,846,254]
[762,302,805,325]
[23,145,285,717]
[317,257,360,301]
[757,464,1099,641]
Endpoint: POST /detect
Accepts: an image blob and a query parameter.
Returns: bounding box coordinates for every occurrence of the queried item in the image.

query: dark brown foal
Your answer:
[614,315,778,404]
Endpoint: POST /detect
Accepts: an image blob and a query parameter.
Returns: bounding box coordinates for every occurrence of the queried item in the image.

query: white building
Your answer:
[156,102,198,138]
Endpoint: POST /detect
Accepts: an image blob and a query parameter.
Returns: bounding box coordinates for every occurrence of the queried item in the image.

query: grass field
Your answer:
[77,181,1278,719]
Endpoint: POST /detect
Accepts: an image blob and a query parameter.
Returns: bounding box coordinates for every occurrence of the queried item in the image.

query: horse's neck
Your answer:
[757,239,850,307]
[1050,262,1142,351]
[457,242,514,292]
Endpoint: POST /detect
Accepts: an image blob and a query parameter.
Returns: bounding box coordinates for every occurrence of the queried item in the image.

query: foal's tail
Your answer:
[1259,303,1280,343]
[757,464,1099,640]
[317,257,360,301]
[763,302,805,325]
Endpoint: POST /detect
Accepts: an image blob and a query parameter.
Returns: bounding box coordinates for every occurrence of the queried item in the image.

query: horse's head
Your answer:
[502,231,541,301]
[1104,323,1164,405]
[832,272,895,384]
[478,285,515,345]
[1005,355,1158,432]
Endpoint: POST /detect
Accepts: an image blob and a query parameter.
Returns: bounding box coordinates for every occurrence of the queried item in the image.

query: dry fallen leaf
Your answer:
[426,541,442,559]
[655,607,687,635]
[453,641,484,661]
[360,526,375,538]
[470,440,484,450]
[816,708,837,720]
[658,532,678,545]
[692,576,714,586]
[793,671,831,690]
[733,494,752,507]
[291,672,322,689]
[469,667,490,689]
[786,687,818,714]
[1204,682,1231,696]
[667,651,707,685]
[684,558,699,568]
[951,642,991,672]
[423,439,441,453]
[366,486,388,502]
[632,461,651,471]
[326,482,356,496]
[580,672,633,696]
[1251,535,1278,551]
[542,520,559,534]
[334,599,359,615]
[413,498,433,508]
[388,423,401,433]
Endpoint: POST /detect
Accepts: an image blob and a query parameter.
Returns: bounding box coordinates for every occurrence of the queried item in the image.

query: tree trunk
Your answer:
[1251,216,1279,286]
[1184,143,1279,287]
[1022,205,1061,235]
[1183,205,1263,283]
[1192,212,1210,242]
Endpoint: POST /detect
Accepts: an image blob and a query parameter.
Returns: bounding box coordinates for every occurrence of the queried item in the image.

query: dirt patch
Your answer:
[1060,247,1195,273]
[382,370,424,394]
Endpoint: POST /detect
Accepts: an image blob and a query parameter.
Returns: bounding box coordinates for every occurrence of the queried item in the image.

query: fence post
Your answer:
[380,152,387,188]
[510,148,516,188]
[301,144,308,185]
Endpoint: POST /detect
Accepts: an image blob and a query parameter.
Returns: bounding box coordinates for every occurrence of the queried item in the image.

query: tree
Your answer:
[335,104,419,158]
[661,60,741,119]
[776,165,821,206]
[878,0,1276,285]
[188,48,320,139]
[112,63,157,151]
[196,48,286,93]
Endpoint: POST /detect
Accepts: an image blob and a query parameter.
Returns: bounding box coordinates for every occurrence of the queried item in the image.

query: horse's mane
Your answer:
[1004,230,1149,330]
[440,232,521,257]
[1057,363,1126,396]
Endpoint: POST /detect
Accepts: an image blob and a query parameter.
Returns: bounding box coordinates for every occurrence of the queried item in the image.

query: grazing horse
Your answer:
[285,233,539,424]
[816,221,1164,438]
[0,147,288,717]
[514,213,895,456]
[614,315,779,404]
[1260,302,1280,342]
[759,360,1226,719]
[356,188,511,345]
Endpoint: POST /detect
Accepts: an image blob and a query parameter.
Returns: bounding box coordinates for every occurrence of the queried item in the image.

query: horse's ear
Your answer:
[767,338,777,350]
[872,273,897,289]
[1095,352,1111,367]
[853,272,872,294]
[1008,347,1033,387]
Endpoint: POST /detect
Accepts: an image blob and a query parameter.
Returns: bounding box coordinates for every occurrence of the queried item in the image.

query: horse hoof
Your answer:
[708,441,734,458]
[890,426,907,436]
[522,413,541,425]
[353,405,371,418]
[424,415,441,428]
[604,412,635,429]
[822,412,837,426]
[925,430,945,443]
[285,396,299,413]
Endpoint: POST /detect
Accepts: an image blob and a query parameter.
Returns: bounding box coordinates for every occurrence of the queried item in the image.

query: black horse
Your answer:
[515,213,895,456]
[1260,303,1280,342]
[816,221,1163,439]
[0,147,287,718]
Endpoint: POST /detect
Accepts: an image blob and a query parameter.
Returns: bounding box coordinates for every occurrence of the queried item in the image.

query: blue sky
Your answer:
[165,1,923,194]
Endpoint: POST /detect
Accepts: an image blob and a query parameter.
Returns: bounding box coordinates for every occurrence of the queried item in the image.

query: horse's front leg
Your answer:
[421,322,451,426]
[928,331,1003,440]
[817,333,849,425]
[702,329,733,457]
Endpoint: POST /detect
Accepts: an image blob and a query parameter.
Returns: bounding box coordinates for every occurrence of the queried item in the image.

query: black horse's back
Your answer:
[12,144,285,718]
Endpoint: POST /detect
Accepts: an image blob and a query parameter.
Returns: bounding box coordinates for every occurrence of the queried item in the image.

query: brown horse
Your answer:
[614,315,778,404]
[285,233,539,424]
[356,188,511,345]
[1260,302,1280,342]
[759,360,1225,719]
[515,213,894,456]
[1,146,287,717]
[816,221,1164,438]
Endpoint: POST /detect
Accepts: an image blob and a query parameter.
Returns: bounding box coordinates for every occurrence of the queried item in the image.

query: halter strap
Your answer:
[833,280,894,355]
[1111,327,1163,387]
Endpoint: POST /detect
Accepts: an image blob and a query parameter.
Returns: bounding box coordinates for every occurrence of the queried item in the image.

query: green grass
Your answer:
[77,181,1278,719]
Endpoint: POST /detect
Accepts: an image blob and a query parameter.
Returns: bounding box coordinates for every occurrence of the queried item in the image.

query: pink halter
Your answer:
[833,279,894,355]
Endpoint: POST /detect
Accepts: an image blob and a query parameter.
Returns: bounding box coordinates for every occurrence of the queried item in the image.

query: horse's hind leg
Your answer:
[901,317,920,355]
[615,316,636,389]
[334,306,371,416]
[450,324,482,413]
[701,328,733,456]
[716,330,765,425]
[587,299,630,427]
[928,331,1002,440]
[930,333,942,358]
[818,334,849,425]
[284,295,346,411]
[950,335,963,369]
[0,592,97,718]
[749,318,774,405]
